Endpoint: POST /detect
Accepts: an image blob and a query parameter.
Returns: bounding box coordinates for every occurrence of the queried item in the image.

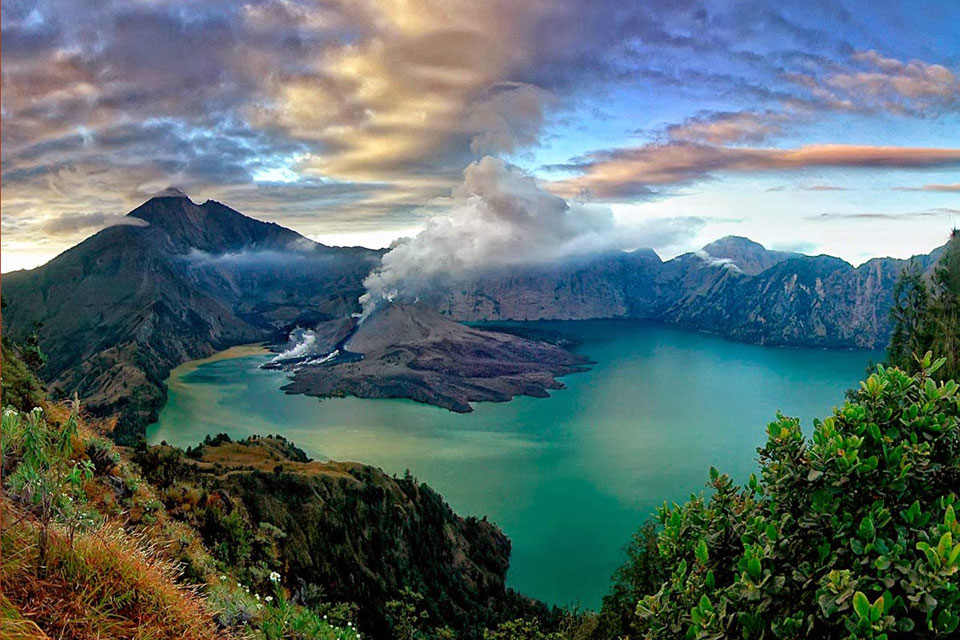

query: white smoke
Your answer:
[270,328,319,363]
[361,156,695,317]
[694,250,744,273]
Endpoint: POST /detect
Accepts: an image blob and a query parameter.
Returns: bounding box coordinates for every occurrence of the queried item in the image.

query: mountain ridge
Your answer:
[1,192,945,441]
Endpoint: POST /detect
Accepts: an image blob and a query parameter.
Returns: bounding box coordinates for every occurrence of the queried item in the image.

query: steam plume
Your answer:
[359,156,698,317]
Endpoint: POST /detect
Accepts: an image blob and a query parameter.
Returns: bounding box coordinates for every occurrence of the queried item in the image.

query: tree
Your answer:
[633,355,960,639]
[887,230,960,381]
[595,521,669,639]
[928,230,960,380]
[21,322,48,376]
[888,260,930,372]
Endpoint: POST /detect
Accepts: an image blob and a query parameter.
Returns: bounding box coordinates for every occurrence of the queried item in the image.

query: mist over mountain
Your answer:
[426,236,940,349]
[0,193,943,442]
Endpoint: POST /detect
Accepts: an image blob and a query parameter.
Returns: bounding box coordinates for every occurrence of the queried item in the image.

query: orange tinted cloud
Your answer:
[789,50,960,115]
[550,144,960,199]
[894,183,960,192]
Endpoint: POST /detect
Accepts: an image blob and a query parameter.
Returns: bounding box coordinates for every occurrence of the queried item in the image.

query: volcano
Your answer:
[279,303,591,412]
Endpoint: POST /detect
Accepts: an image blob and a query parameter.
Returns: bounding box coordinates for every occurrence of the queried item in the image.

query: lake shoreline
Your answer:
[149,320,878,608]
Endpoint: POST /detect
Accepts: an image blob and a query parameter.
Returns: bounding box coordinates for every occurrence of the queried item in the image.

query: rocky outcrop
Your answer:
[428,238,943,349]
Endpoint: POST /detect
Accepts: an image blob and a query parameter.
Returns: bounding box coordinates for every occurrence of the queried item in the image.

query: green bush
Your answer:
[595,522,669,639]
[889,230,960,382]
[635,355,960,639]
[3,405,98,570]
[0,339,45,413]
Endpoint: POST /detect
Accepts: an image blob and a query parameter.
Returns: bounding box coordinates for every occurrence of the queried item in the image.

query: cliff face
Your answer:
[425,253,638,321]
[136,436,543,638]
[428,239,942,349]
[658,254,904,348]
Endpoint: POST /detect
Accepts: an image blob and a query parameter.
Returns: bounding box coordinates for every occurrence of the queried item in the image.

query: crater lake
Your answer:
[147,320,878,608]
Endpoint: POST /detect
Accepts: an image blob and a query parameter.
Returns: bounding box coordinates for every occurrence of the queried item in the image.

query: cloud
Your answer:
[801,184,851,191]
[2,0,958,271]
[359,156,704,316]
[810,207,960,221]
[550,144,960,199]
[465,83,555,155]
[893,183,960,192]
[694,250,742,273]
[788,50,960,115]
[665,111,789,145]
[41,212,149,235]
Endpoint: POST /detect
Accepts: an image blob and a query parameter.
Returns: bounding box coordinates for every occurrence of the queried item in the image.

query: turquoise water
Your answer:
[148,320,877,608]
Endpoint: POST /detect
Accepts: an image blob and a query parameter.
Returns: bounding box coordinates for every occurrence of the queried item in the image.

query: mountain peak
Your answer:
[346,303,461,354]
[702,236,766,254]
[125,194,308,254]
[700,236,795,275]
[151,186,192,200]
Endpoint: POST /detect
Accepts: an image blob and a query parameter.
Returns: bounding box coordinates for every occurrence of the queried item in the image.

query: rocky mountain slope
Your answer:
[135,434,550,638]
[431,237,942,349]
[0,192,379,443]
[279,303,591,411]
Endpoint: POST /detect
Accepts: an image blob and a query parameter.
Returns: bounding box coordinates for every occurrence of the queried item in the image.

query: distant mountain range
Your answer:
[1,192,943,442]
[426,235,941,349]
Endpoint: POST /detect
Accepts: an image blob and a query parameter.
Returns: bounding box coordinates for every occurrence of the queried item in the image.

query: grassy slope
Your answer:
[0,343,558,639]
[0,346,361,640]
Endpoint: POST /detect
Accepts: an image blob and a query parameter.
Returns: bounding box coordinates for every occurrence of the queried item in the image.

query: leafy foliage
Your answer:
[3,404,98,570]
[594,522,669,639]
[632,356,960,639]
[134,435,570,639]
[1,337,45,412]
[889,230,960,381]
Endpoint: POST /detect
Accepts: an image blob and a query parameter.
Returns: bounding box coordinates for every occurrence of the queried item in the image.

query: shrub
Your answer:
[3,405,97,568]
[595,521,669,639]
[636,355,960,639]
[0,338,45,413]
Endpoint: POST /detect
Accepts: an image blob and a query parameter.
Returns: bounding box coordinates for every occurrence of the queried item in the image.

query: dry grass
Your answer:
[188,440,362,482]
[1,501,228,640]
[1,595,50,640]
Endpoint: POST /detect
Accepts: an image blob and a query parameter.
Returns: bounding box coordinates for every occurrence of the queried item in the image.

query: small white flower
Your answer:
[265,596,273,603]
[269,571,281,583]
[219,575,226,581]
[255,594,260,601]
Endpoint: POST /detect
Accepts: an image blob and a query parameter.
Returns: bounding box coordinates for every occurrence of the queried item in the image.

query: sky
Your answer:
[2,0,959,273]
